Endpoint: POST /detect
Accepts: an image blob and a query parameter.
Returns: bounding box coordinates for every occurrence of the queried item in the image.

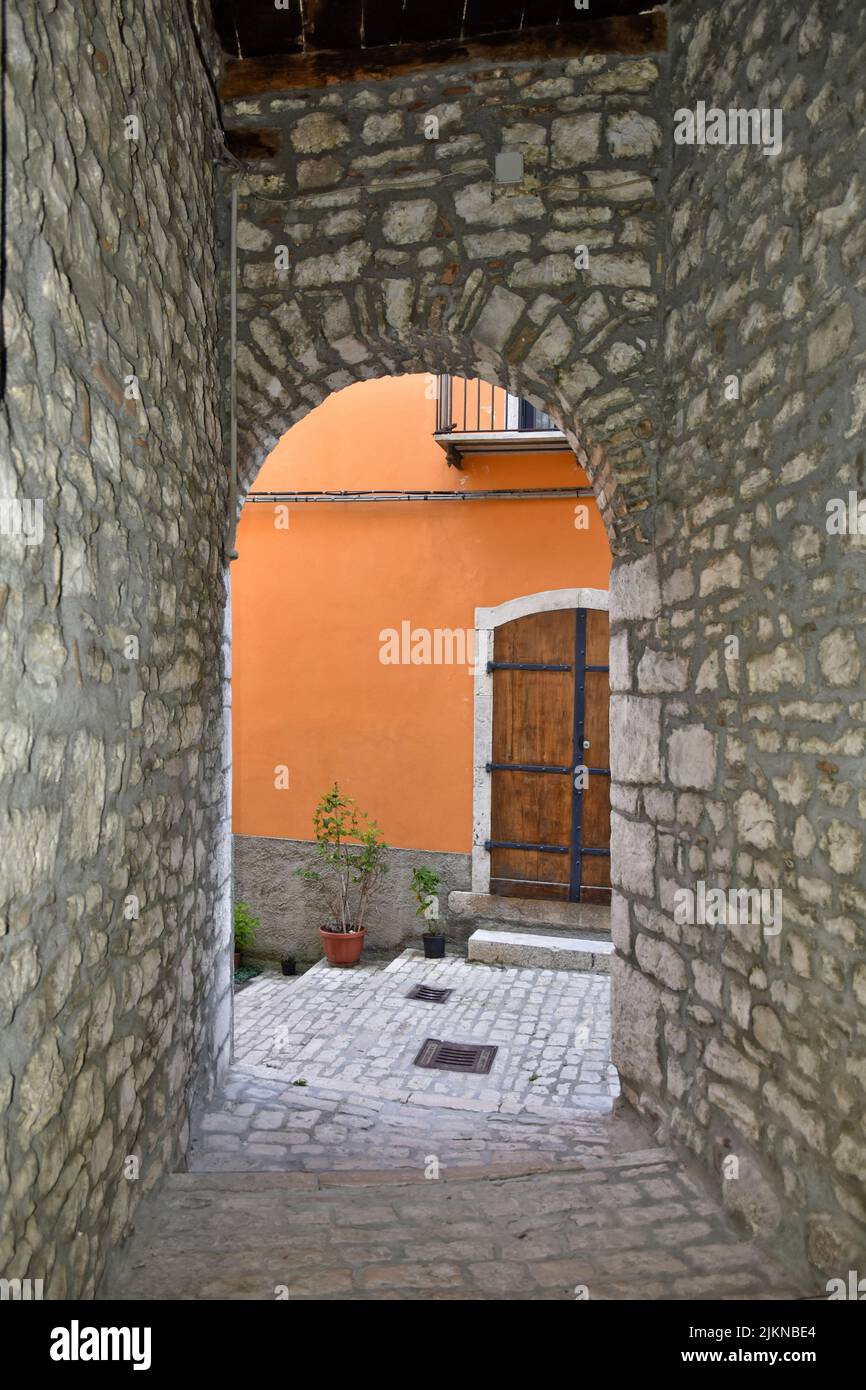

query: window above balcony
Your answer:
[433,375,568,467]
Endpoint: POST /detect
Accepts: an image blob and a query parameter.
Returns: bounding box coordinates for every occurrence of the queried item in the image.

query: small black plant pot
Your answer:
[281,957,296,976]
[422,933,446,959]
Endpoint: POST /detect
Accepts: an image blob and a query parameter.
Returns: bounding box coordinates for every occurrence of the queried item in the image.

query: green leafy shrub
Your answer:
[234,900,260,952]
[296,783,388,934]
[411,866,442,933]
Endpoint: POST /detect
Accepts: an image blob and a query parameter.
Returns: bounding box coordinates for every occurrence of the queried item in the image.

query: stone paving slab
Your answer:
[100,1151,808,1301]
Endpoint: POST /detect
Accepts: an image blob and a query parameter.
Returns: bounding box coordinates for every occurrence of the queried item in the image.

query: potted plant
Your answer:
[296,783,388,966]
[411,866,445,958]
[234,900,260,968]
[280,955,296,977]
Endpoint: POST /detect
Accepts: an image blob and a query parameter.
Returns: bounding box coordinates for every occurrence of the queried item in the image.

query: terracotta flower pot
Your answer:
[319,926,365,967]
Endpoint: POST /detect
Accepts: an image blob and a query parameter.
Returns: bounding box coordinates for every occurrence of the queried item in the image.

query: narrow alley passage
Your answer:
[99,955,807,1301]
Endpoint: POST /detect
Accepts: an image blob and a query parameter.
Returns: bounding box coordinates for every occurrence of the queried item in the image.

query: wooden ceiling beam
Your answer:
[220,11,666,100]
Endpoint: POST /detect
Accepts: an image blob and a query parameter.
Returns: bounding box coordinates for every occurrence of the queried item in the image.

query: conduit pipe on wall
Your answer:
[245,488,596,504]
[226,181,240,562]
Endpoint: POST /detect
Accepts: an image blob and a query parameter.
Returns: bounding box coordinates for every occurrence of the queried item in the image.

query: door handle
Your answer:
[583,739,591,749]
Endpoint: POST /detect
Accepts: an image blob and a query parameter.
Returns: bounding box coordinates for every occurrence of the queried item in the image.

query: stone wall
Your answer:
[611,0,866,1283]
[234,838,472,964]
[0,0,231,1296]
[222,47,666,551]
[5,0,865,1302]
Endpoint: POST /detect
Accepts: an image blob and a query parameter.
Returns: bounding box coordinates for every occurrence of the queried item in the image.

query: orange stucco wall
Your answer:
[232,374,611,853]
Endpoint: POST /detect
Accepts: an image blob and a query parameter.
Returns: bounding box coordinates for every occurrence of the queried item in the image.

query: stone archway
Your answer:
[229,336,638,952]
[223,49,664,553]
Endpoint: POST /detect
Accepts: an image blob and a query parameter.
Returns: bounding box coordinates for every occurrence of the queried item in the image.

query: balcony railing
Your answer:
[433,375,568,465]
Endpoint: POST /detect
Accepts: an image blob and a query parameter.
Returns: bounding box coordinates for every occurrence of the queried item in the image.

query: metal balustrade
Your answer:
[433,375,568,465]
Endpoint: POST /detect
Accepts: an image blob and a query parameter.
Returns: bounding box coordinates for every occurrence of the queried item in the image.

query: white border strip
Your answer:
[472,587,609,894]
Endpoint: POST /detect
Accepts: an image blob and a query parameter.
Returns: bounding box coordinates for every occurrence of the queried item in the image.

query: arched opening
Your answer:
[230,364,617,917]
[231,366,616,949]
[221,237,658,1102]
[233,321,651,557]
[220,362,625,1152]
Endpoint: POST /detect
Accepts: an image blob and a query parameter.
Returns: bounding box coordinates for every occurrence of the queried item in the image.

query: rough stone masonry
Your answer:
[1,0,231,1297]
[0,0,864,1300]
[611,0,866,1282]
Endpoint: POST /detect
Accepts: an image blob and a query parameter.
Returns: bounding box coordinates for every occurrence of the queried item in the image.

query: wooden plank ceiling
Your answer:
[214,1,665,96]
[212,1,657,60]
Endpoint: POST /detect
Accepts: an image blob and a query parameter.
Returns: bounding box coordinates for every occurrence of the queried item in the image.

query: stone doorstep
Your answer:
[467,928,614,972]
[449,891,611,935]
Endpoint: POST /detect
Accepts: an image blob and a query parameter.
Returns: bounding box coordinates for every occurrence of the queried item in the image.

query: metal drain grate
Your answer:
[413,1038,498,1074]
[406,984,454,1004]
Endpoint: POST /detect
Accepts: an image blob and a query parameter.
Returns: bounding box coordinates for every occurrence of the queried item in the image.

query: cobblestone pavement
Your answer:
[193,951,616,1173]
[234,950,618,1113]
[98,954,810,1300]
[101,1150,807,1301]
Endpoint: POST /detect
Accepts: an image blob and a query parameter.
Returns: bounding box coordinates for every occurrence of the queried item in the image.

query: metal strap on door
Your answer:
[570,607,610,902]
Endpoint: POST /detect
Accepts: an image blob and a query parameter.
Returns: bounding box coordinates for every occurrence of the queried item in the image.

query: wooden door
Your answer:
[487,607,610,903]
